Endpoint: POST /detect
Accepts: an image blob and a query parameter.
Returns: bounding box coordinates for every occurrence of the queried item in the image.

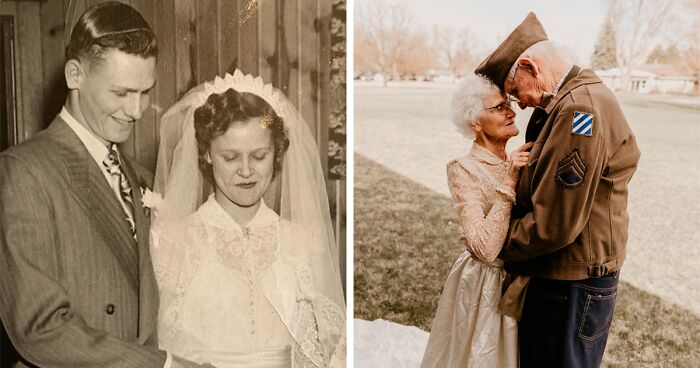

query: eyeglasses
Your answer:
[484,101,514,114]
[507,64,520,102]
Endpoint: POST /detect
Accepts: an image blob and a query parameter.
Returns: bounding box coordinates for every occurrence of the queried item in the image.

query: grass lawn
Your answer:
[354,154,700,367]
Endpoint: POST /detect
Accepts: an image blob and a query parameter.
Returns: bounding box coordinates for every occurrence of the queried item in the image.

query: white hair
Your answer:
[451,74,501,140]
[506,40,577,81]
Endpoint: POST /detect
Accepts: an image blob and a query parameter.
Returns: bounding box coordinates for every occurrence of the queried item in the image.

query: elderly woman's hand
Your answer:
[503,142,533,188]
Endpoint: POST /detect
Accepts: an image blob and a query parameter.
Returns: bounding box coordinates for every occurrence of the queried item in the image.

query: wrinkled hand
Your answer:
[504,142,533,187]
[459,234,469,250]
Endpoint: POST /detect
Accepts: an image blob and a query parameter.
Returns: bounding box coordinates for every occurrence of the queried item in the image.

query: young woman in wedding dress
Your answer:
[150,72,345,368]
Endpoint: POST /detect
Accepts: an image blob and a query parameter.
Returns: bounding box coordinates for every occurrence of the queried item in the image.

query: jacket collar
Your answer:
[48,117,140,288]
[46,115,159,342]
[59,107,110,168]
[544,67,602,114]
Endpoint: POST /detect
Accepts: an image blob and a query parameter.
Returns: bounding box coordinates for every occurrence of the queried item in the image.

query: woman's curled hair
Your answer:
[193,88,290,183]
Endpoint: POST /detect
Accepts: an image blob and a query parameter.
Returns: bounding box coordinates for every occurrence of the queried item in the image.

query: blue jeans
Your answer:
[519,272,619,368]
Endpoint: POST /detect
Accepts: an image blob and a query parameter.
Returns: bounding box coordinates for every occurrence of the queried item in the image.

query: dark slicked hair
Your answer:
[65,1,158,65]
[194,88,290,184]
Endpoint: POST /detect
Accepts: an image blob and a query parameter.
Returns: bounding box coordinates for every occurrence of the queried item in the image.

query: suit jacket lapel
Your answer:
[49,118,140,289]
[120,157,159,343]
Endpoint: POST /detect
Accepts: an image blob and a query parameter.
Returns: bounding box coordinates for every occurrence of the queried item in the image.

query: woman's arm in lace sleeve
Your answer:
[447,161,516,263]
[149,226,165,283]
[149,222,188,296]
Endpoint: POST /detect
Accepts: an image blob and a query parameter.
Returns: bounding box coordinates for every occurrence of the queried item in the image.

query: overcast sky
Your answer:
[355,0,610,66]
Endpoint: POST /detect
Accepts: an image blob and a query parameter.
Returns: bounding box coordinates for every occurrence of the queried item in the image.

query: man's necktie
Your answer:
[525,107,548,143]
[103,144,136,238]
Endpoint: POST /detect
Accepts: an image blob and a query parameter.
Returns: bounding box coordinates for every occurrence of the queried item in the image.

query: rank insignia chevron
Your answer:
[556,149,586,187]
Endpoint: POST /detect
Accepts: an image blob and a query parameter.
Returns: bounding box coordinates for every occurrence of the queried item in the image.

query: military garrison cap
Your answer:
[475,12,548,89]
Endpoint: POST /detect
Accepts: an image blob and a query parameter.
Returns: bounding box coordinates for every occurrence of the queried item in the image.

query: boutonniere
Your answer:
[140,187,163,215]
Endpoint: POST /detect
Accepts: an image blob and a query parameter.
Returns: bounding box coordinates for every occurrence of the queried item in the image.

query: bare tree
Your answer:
[354,26,379,76]
[608,0,677,91]
[451,29,478,78]
[679,0,700,93]
[432,25,477,79]
[395,29,439,78]
[355,2,413,86]
[646,45,681,64]
[683,45,700,94]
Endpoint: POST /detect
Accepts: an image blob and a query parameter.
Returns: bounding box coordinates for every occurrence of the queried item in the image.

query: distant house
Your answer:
[596,65,698,94]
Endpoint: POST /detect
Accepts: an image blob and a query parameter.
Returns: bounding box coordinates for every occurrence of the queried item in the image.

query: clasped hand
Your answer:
[504,142,533,188]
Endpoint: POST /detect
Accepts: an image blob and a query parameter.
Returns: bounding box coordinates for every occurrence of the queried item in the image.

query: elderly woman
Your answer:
[420,74,531,368]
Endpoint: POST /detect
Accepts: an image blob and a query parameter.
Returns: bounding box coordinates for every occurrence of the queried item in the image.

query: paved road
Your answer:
[355,81,700,315]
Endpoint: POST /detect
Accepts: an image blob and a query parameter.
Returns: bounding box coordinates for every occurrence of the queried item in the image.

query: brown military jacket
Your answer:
[500,68,641,280]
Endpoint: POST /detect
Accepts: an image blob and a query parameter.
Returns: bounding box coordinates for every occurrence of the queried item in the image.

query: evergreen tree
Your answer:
[591,16,617,70]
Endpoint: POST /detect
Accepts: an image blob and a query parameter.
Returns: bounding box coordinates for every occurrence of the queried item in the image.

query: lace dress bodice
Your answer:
[151,196,345,367]
[446,143,517,265]
[152,197,293,365]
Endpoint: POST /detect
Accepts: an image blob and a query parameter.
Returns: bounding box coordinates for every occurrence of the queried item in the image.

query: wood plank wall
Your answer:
[0,0,346,286]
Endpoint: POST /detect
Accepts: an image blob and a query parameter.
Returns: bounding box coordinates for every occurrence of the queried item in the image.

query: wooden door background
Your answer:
[0,0,347,286]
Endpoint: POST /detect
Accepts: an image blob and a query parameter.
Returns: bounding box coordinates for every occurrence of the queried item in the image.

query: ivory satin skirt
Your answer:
[354,252,518,368]
[188,346,292,368]
[420,251,518,368]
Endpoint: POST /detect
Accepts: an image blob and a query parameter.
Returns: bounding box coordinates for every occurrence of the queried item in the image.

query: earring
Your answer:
[205,152,212,164]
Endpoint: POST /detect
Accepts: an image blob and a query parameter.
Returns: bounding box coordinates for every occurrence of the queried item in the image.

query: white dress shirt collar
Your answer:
[60,107,113,166]
[553,65,574,96]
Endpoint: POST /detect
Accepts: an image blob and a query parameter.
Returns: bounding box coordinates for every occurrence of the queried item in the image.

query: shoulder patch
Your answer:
[572,111,593,136]
[556,148,586,188]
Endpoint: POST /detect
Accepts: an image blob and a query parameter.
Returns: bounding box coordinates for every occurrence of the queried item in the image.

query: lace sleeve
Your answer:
[149,225,167,286]
[327,329,346,368]
[283,254,345,368]
[149,218,203,349]
[447,161,515,263]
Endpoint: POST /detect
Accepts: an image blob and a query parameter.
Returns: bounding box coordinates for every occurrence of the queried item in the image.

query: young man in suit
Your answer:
[0,2,206,367]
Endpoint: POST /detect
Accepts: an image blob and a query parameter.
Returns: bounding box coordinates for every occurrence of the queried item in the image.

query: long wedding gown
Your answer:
[419,143,518,368]
[151,196,343,367]
[355,143,518,368]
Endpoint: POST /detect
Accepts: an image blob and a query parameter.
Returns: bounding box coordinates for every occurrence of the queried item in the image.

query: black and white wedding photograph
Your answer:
[0,0,346,367]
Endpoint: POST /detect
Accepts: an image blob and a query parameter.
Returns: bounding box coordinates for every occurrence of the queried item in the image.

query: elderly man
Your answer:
[0,2,206,367]
[475,12,641,368]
